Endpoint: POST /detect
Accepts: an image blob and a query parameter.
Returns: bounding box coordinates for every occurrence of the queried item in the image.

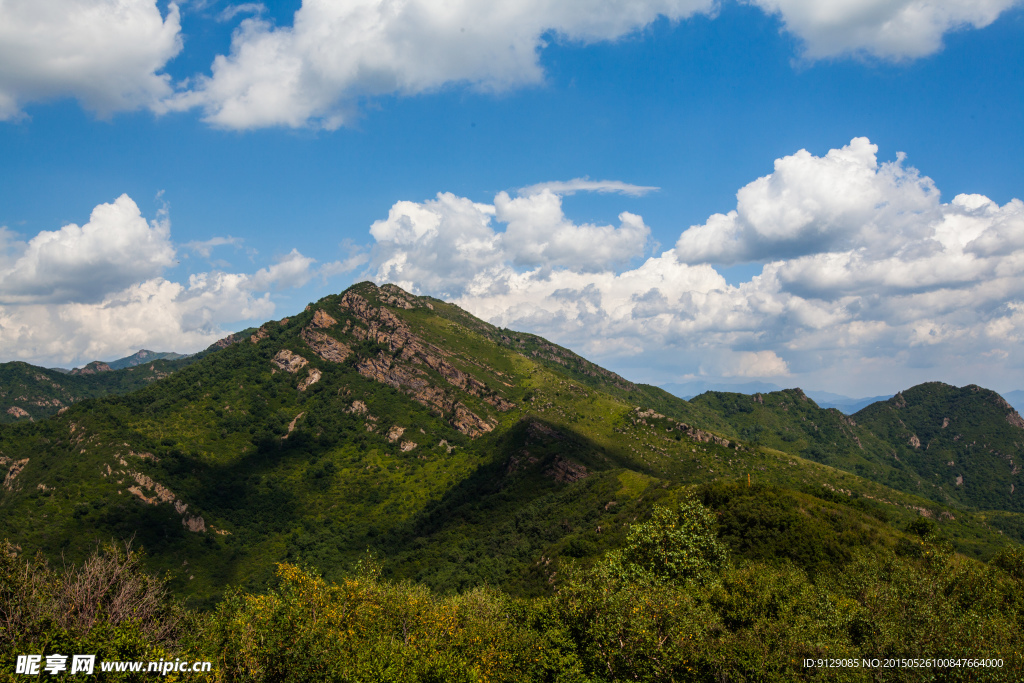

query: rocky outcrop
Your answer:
[5,406,29,419]
[380,283,432,310]
[124,469,204,533]
[127,470,176,505]
[631,408,732,448]
[3,458,29,490]
[212,332,244,348]
[909,434,921,449]
[310,309,338,328]
[387,425,405,443]
[250,327,269,344]
[271,349,309,373]
[70,361,112,375]
[300,327,351,363]
[298,368,321,391]
[451,404,494,438]
[485,395,516,411]
[1007,410,1024,430]
[546,457,588,483]
[336,289,508,437]
[284,412,305,437]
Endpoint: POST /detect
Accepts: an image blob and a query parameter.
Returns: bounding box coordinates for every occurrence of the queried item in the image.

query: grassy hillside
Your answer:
[0,282,1020,612]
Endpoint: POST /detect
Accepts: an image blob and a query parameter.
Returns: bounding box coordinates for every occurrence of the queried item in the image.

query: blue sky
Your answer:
[1,0,1023,398]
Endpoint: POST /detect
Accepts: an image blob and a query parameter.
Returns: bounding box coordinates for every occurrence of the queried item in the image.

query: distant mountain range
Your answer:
[107,349,188,370]
[661,381,1023,415]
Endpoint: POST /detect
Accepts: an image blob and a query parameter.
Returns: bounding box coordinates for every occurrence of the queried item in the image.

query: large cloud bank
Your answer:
[0,195,336,367]
[0,0,182,121]
[366,138,1024,389]
[3,0,1020,126]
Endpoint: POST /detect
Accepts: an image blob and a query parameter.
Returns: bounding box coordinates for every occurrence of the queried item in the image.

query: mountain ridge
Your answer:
[1,282,1021,607]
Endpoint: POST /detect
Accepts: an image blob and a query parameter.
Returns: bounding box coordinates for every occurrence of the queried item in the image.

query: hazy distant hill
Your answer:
[108,349,188,370]
[661,381,892,414]
[0,283,1020,607]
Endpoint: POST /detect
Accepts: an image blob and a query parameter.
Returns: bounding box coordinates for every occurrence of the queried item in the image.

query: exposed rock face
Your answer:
[400,440,417,452]
[387,425,405,443]
[348,400,368,414]
[450,404,494,438]
[3,458,29,490]
[298,368,321,391]
[5,406,29,419]
[124,469,204,532]
[271,349,309,373]
[1007,410,1024,430]
[70,362,112,375]
[909,434,921,449]
[546,456,588,483]
[310,309,338,328]
[379,283,421,309]
[128,471,176,505]
[892,392,907,409]
[300,327,351,363]
[250,327,269,344]
[942,417,950,428]
[340,290,500,437]
[213,333,244,349]
[285,412,305,436]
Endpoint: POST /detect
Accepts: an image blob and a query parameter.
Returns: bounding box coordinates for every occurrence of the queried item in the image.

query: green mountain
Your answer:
[685,384,1024,520]
[0,333,258,425]
[0,282,1021,610]
[0,359,186,424]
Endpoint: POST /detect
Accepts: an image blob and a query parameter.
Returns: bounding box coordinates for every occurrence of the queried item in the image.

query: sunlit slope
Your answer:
[0,282,1018,606]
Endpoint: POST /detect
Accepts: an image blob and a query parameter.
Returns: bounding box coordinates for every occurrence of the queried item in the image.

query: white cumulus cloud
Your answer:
[0,194,332,367]
[0,194,176,304]
[365,140,1024,393]
[749,0,1022,60]
[369,184,653,299]
[170,0,716,129]
[0,0,182,120]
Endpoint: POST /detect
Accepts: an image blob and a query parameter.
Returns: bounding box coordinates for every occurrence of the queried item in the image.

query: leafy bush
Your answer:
[605,497,728,586]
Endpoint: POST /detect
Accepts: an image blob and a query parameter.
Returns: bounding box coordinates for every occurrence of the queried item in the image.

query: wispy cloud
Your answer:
[518,178,660,197]
[217,3,265,23]
[184,236,243,258]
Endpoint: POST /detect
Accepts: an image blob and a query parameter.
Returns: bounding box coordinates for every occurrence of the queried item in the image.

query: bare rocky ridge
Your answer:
[331,290,508,438]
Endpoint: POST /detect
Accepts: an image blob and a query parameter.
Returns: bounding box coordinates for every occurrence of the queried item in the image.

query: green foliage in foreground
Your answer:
[5,498,1024,682]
